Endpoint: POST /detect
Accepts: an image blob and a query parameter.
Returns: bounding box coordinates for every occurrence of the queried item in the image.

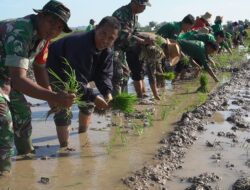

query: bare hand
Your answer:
[53,91,76,108]
[94,96,109,110]
[104,93,113,103]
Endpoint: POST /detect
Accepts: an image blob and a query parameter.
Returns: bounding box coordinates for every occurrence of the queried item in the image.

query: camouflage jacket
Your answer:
[0,14,47,85]
[112,3,140,51]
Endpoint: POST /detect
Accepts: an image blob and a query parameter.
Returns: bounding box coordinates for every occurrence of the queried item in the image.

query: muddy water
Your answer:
[166,86,250,190]
[0,77,216,190]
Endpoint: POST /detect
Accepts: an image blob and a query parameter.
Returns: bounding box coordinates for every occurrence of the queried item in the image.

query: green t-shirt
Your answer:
[178,31,216,45]
[156,21,182,39]
[177,39,209,70]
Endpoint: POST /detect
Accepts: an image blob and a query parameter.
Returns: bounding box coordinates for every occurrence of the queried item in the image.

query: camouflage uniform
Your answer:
[112,51,129,95]
[0,15,48,171]
[112,3,144,91]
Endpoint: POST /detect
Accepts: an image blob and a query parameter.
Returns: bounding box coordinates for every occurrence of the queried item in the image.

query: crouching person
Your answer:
[0,0,75,176]
[46,16,121,148]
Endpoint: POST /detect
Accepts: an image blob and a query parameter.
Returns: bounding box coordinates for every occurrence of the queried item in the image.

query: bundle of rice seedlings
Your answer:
[155,35,166,48]
[182,56,190,66]
[46,58,85,119]
[161,72,176,80]
[110,93,137,113]
[197,73,209,93]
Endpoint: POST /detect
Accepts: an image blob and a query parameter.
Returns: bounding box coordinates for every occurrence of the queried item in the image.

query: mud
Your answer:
[122,60,250,190]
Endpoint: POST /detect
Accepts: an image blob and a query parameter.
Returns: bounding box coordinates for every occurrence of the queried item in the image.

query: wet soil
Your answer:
[0,61,249,190]
[122,61,250,190]
[0,77,217,190]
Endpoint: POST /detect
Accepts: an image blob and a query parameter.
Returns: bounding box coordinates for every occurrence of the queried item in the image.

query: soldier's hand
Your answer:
[104,93,113,103]
[94,95,109,110]
[53,91,75,108]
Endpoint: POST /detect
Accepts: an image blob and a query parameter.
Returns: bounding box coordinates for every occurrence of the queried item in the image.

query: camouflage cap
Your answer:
[133,0,151,7]
[33,0,72,33]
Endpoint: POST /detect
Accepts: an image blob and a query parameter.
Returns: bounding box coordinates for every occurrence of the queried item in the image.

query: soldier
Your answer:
[0,0,75,176]
[46,16,121,148]
[112,0,154,98]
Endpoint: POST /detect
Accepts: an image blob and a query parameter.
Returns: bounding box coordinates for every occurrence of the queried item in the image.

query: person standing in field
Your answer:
[0,0,75,176]
[46,16,121,148]
[86,19,95,32]
[112,0,154,98]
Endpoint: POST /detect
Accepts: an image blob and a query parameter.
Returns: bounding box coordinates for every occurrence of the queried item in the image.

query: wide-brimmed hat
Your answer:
[133,0,151,7]
[163,39,181,66]
[33,0,72,33]
[201,12,212,21]
[215,16,223,23]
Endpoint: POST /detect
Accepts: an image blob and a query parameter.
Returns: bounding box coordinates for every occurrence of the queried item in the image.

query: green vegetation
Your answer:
[46,58,85,119]
[132,124,144,136]
[106,126,128,154]
[197,73,209,93]
[213,49,247,68]
[161,72,176,80]
[155,35,166,47]
[182,56,190,66]
[111,93,137,113]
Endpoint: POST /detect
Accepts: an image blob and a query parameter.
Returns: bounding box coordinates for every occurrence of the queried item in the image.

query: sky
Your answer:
[0,0,249,27]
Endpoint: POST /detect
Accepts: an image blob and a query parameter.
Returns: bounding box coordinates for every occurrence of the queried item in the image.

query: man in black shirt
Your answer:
[46,16,121,148]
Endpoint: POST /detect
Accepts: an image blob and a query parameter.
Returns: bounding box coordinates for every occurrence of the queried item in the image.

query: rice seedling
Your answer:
[132,123,144,136]
[161,72,176,81]
[145,111,153,127]
[197,73,209,93]
[155,35,166,48]
[182,56,190,66]
[110,93,137,113]
[46,58,85,119]
[106,126,128,154]
[160,106,169,120]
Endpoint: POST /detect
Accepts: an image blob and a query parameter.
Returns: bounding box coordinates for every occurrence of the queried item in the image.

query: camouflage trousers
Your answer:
[0,87,33,172]
[112,51,130,96]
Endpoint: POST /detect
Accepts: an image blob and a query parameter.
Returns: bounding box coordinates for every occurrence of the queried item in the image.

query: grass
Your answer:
[110,93,137,113]
[182,56,190,66]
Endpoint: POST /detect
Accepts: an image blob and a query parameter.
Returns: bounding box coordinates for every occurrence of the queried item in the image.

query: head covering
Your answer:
[163,39,181,66]
[215,16,223,23]
[33,0,72,33]
[132,0,151,6]
[201,12,212,21]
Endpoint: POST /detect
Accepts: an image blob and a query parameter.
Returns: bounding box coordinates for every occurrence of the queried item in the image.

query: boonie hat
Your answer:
[33,0,72,33]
